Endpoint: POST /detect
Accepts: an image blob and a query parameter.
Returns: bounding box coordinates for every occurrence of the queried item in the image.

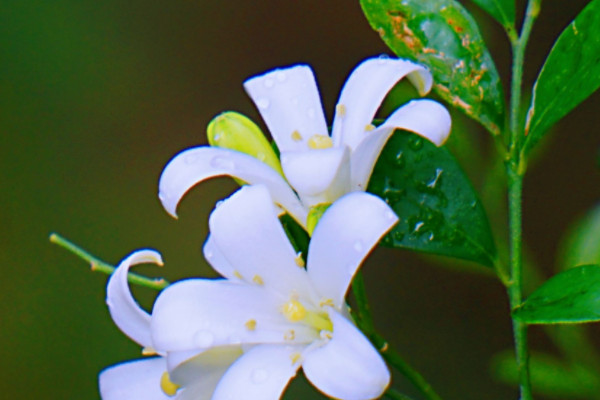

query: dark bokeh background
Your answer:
[2,1,599,399]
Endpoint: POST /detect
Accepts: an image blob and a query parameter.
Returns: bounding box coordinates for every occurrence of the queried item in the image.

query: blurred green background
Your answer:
[2,0,600,398]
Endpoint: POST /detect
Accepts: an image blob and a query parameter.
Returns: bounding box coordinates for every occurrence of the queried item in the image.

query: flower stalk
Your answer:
[49,233,169,290]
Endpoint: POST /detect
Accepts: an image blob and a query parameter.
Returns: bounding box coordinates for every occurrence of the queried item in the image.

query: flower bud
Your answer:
[207,111,283,175]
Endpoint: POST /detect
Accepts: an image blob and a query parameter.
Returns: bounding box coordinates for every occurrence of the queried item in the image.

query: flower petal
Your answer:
[350,99,451,191]
[211,344,303,400]
[106,250,163,348]
[244,65,329,153]
[151,279,316,352]
[99,358,170,400]
[203,235,240,281]
[379,99,451,146]
[280,147,351,208]
[168,346,243,385]
[158,146,307,227]
[307,192,397,308]
[331,57,432,151]
[303,310,390,400]
[208,185,316,300]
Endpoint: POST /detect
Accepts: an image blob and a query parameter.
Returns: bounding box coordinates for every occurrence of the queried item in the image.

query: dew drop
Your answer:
[385,211,397,221]
[408,137,424,150]
[158,191,168,202]
[251,369,269,384]
[378,54,390,64]
[395,151,405,168]
[256,152,266,161]
[413,221,425,233]
[184,153,198,164]
[256,98,270,109]
[276,71,287,82]
[193,330,214,347]
[263,78,275,88]
[353,240,364,252]
[210,156,235,170]
[204,248,214,259]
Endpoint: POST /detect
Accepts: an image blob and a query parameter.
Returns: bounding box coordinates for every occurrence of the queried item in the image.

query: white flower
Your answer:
[150,184,399,400]
[99,251,243,400]
[158,56,451,229]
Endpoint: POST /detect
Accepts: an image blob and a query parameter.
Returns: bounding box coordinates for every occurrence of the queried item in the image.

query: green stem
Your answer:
[49,233,169,290]
[384,388,417,400]
[505,1,541,399]
[352,272,443,400]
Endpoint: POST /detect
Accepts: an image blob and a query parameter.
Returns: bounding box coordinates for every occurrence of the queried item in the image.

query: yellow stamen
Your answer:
[245,319,257,331]
[365,124,375,131]
[336,103,346,117]
[290,352,301,364]
[252,275,264,285]
[291,130,303,141]
[319,298,334,307]
[284,329,296,341]
[282,300,306,322]
[307,134,333,149]
[233,270,243,279]
[160,372,180,396]
[294,252,305,268]
[141,346,157,356]
[305,311,333,332]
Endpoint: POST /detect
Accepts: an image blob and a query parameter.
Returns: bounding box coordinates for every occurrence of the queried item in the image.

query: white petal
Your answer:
[303,310,390,400]
[212,344,303,400]
[158,146,308,228]
[307,192,397,308]
[280,147,351,208]
[151,279,316,352]
[379,99,451,146]
[106,250,163,348]
[168,346,243,385]
[208,185,316,299]
[99,358,170,400]
[331,57,432,151]
[244,65,329,153]
[203,235,240,281]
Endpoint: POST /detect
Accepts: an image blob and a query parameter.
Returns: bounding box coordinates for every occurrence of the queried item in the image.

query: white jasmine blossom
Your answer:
[158,56,451,229]
[99,251,242,400]
[150,184,399,399]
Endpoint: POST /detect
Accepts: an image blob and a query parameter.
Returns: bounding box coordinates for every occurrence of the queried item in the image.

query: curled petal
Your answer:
[151,279,316,352]
[158,147,307,228]
[350,99,451,191]
[331,57,432,151]
[99,358,169,400]
[106,250,163,348]
[307,192,397,308]
[303,310,390,400]
[208,185,316,300]
[211,344,303,400]
[379,99,451,146]
[244,65,329,153]
[281,147,351,208]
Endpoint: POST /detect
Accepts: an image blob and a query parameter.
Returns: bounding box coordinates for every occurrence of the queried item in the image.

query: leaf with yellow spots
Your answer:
[360,0,505,137]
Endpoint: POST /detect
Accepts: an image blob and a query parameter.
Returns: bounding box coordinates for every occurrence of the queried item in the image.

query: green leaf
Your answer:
[514,265,600,324]
[367,131,497,267]
[559,204,600,271]
[491,350,600,398]
[360,0,505,136]
[523,0,600,156]
[470,0,515,28]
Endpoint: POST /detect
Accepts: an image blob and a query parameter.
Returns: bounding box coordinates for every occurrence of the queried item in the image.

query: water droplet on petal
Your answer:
[251,369,269,384]
[158,191,168,202]
[353,240,364,252]
[256,152,266,161]
[256,98,270,109]
[385,211,397,221]
[185,153,198,164]
[408,137,423,150]
[264,78,274,88]
[193,330,214,347]
[210,156,235,171]
[378,54,390,64]
[276,71,286,82]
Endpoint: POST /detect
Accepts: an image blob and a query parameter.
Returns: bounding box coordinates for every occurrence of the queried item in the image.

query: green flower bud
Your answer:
[207,111,283,176]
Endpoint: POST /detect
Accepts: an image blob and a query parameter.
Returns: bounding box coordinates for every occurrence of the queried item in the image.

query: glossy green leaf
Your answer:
[367,131,497,267]
[360,0,505,136]
[470,0,515,28]
[559,204,600,271]
[523,0,600,156]
[491,350,600,398]
[513,265,600,324]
